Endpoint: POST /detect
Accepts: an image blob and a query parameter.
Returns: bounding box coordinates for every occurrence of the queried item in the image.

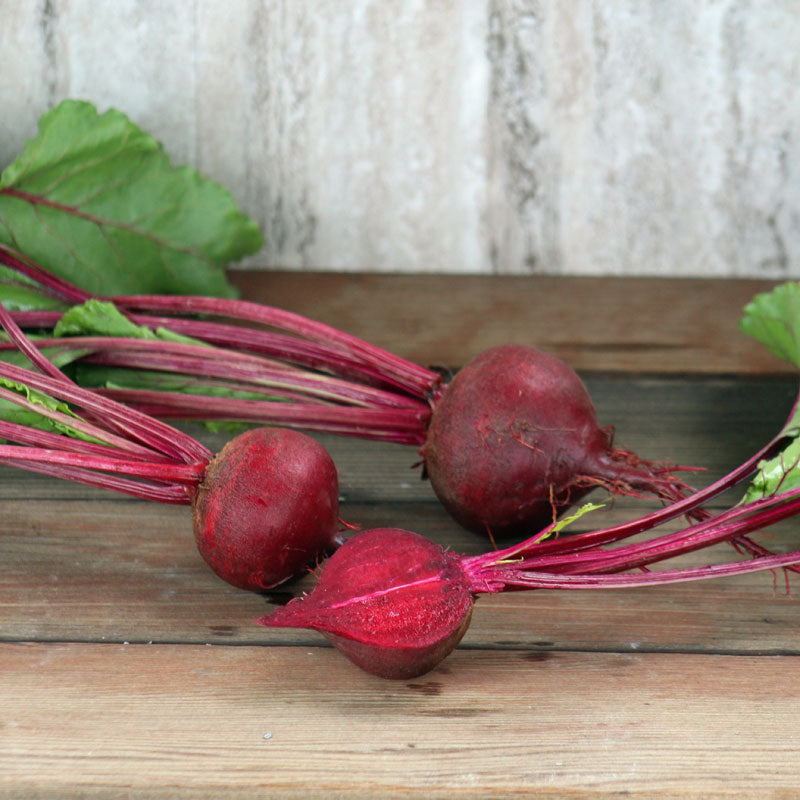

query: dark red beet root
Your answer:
[193,427,340,591]
[258,528,474,679]
[257,503,800,679]
[423,344,692,538]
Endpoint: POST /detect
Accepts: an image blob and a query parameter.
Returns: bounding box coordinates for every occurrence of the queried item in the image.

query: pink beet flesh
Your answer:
[423,344,692,538]
[192,427,340,591]
[258,528,474,679]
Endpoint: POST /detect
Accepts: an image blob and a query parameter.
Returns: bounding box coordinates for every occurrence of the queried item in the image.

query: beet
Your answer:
[259,529,473,679]
[0,302,341,592]
[423,345,693,538]
[0,252,704,539]
[259,499,800,679]
[193,427,340,591]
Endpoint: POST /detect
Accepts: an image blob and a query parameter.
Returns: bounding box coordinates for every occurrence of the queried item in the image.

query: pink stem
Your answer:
[490,550,800,591]
[94,388,430,445]
[75,343,429,410]
[465,487,800,593]
[0,243,89,304]
[0,332,431,412]
[0,382,167,459]
[123,313,423,394]
[111,294,440,398]
[0,301,69,382]
[0,359,211,464]
[530,491,800,575]
[0,444,206,483]
[0,417,174,462]
[5,459,193,504]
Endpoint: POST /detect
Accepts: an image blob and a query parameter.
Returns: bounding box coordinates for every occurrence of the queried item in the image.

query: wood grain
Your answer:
[2,643,799,799]
[230,271,790,374]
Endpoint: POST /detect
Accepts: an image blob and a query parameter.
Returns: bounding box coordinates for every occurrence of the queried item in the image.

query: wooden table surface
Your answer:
[2,272,799,799]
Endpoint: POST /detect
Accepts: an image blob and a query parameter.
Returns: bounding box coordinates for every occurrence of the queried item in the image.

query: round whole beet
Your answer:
[192,427,340,591]
[422,344,689,538]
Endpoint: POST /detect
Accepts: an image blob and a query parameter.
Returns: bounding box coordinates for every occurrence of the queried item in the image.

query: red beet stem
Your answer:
[490,551,800,590]
[0,297,70,382]
[92,389,430,445]
[463,487,800,592]
[0,335,426,411]
[0,243,89,305]
[6,459,193,503]
[111,294,440,398]
[0,381,168,460]
[77,343,428,410]
[0,334,433,442]
[0,418,177,461]
[124,313,425,394]
[1,243,438,400]
[0,300,210,503]
[0,363,204,502]
[0,444,205,483]
[0,358,211,464]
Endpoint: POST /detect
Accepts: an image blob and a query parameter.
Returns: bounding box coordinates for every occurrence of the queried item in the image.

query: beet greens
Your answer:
[0,99,261,297]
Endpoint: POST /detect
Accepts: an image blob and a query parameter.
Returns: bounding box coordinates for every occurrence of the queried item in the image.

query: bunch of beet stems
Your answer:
[0,300,349,593]
[1,245,795,561]
[1,244,434,445]
[0,299,210,503]
[465,491,800,589]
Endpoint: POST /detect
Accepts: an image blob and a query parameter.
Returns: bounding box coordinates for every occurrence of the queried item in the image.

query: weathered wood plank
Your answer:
[1,489,797,656]
[2,643,799,799]
[6,6,800,280]
[230,271,790,375]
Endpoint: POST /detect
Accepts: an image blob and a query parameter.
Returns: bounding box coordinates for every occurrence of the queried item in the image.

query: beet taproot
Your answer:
[260,496,800,679]
[259,528,473,679]
[423,345,693,537]
[0,301,341,592]
[193,427,340,591]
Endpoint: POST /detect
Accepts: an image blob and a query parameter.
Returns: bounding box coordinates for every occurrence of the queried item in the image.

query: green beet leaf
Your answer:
[742,436,800,504]
[739,281,800,370]
[0,373,103,444]
[0,100,263,298]
[57,298,158,340]
[0,263,68,312]
[0,283,67,313]
[739,279,800,439]
[55,298,205,345]
[740,280,800,502]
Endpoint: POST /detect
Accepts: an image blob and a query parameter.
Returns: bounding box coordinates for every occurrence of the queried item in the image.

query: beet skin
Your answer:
[423,344,689,538]
[192,427,340,591]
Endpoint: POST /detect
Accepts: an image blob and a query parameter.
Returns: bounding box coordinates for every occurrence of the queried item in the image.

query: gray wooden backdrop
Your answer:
[2,1,799,278]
